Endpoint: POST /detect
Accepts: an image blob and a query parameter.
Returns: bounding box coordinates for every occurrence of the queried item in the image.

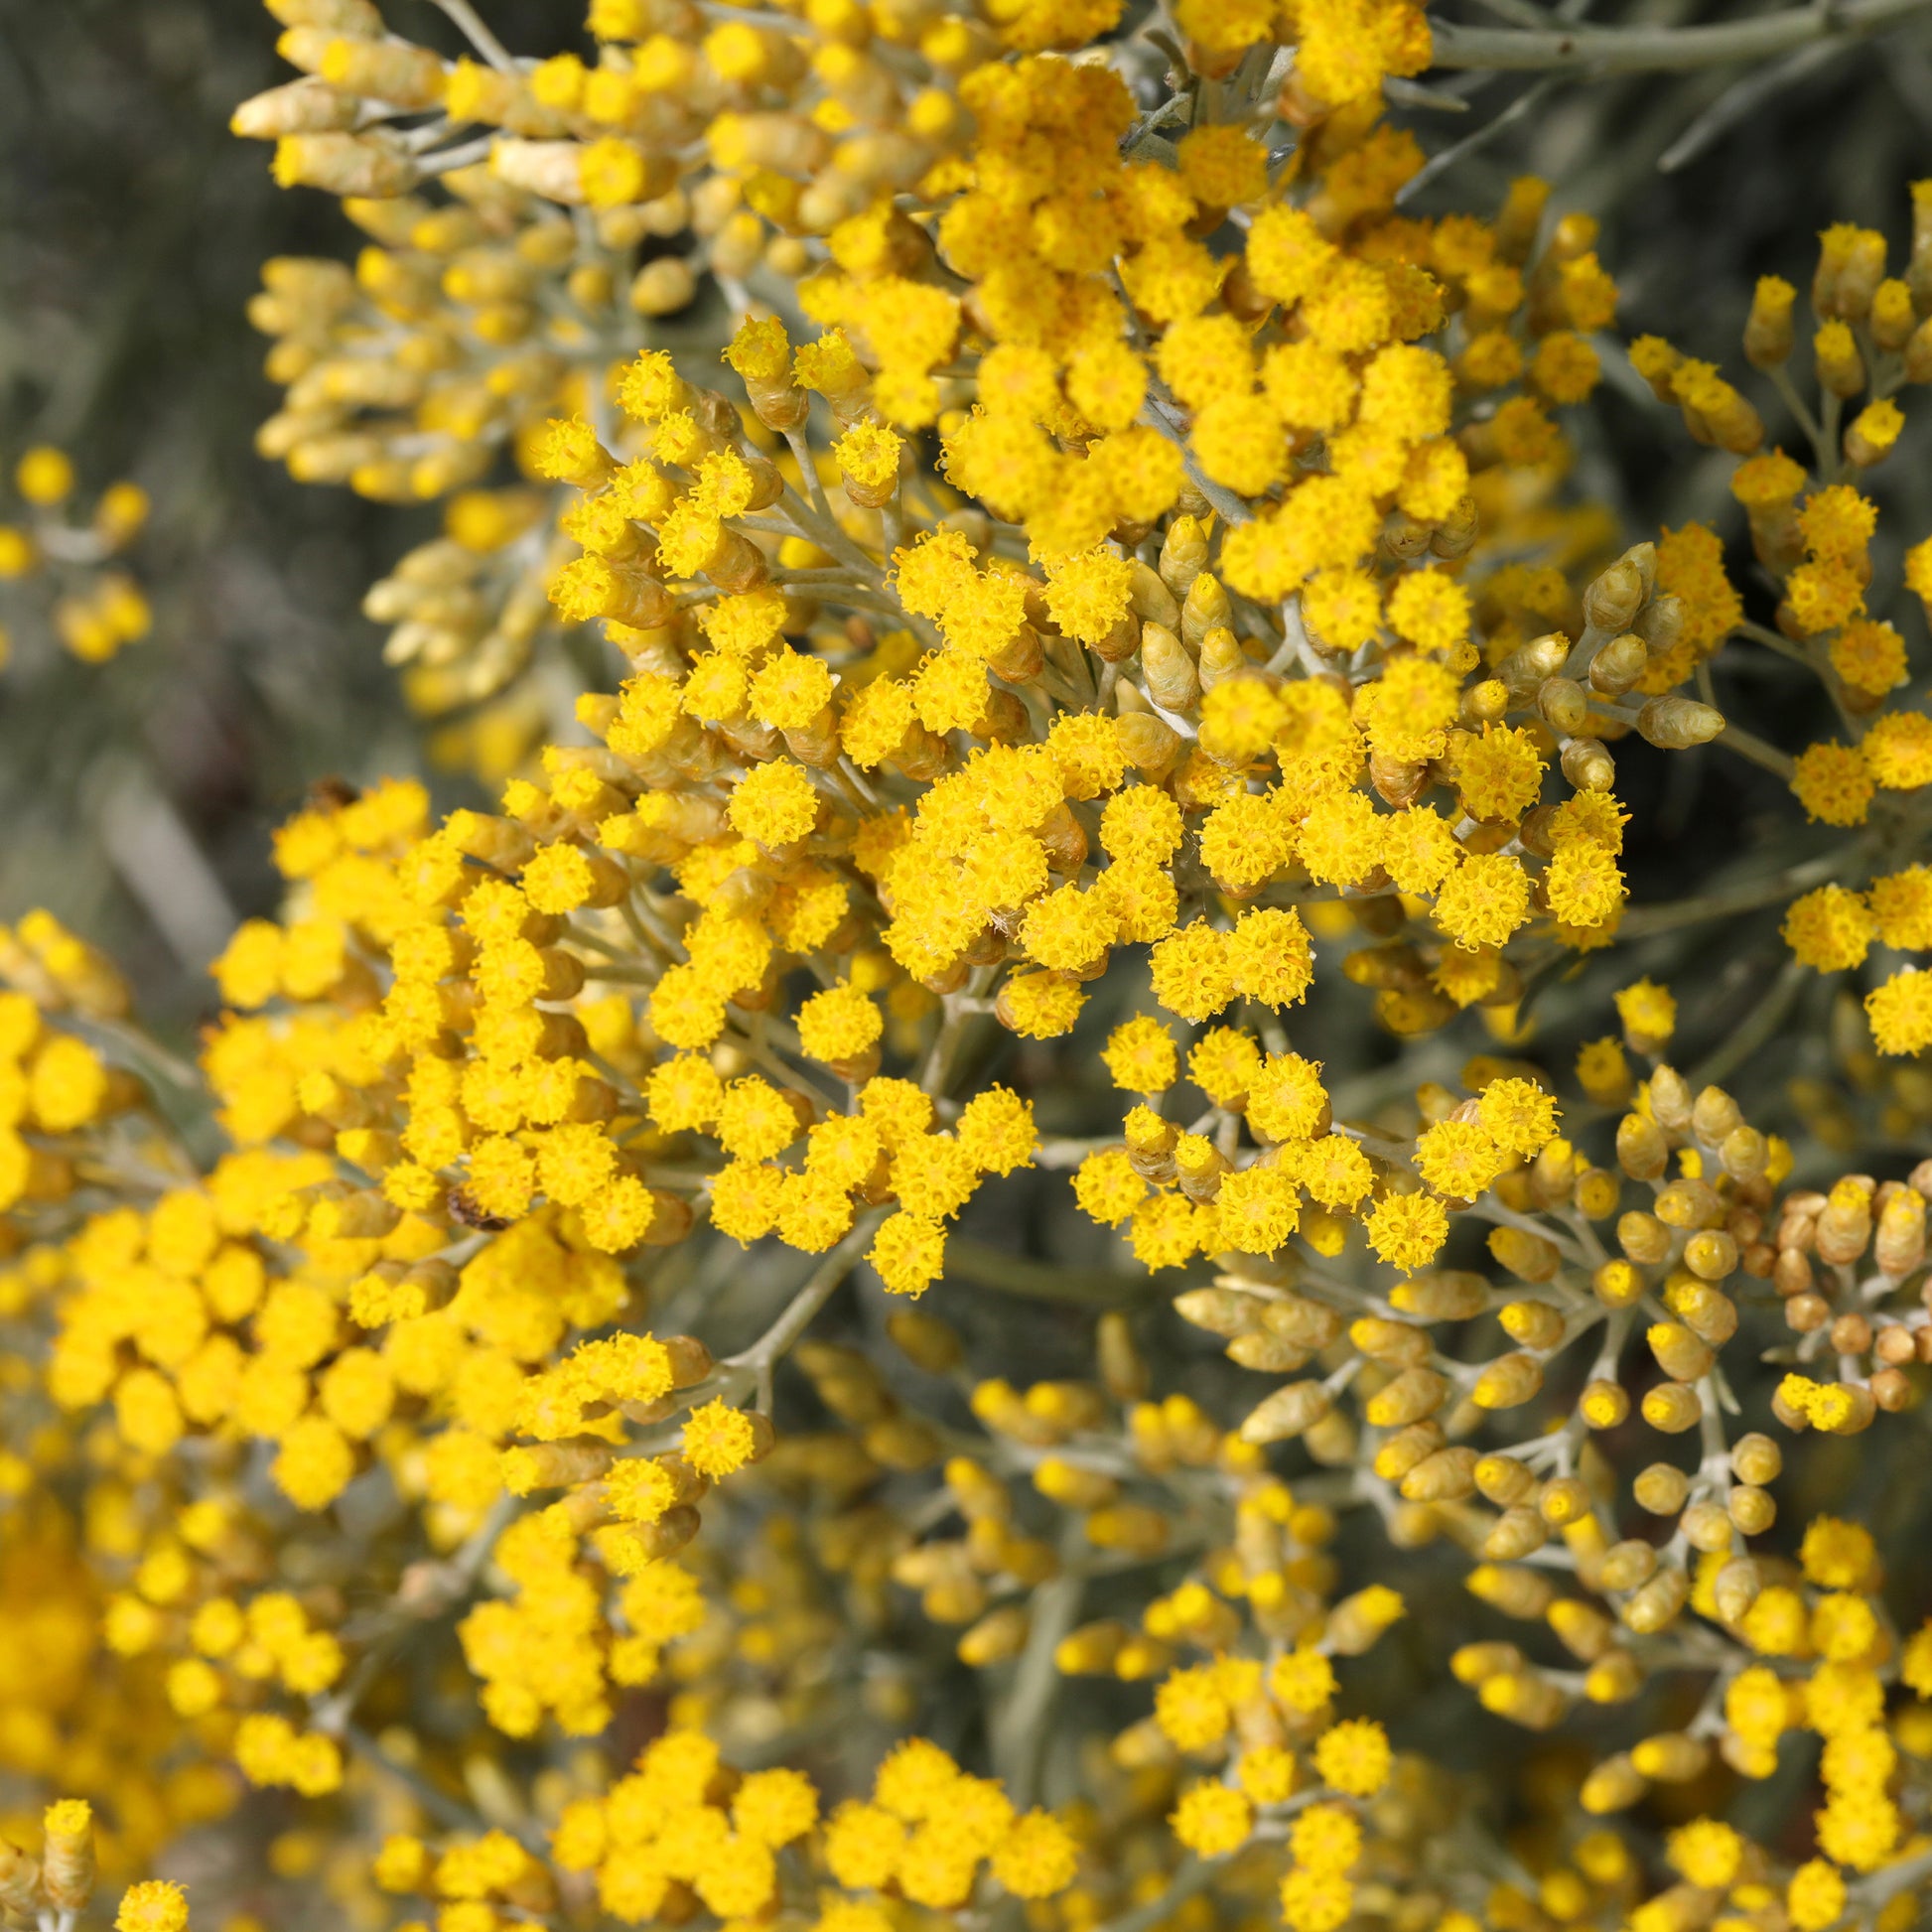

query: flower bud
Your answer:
[1303,1409,1358,1467]
[1173,1288,1261,1337]
[1721,1126,1767,1180]
[1630,1730,1707,1781]
[1785,1292,1831,1333]
[274,130,421,197]
[41,1804,94,1913]
[1239,1380,1331,1445]
[1743,274,1795,367]
[1482,1505,1549,1560]
[1226,1330,1311,1373]
[1668,1279,1738,1344]
[1115,710,1183,780]
[1714,1557,1762,1623]
[1473,1351,1544,1409]
[1815,320,1865,396]
[1656,1177,1722,1229]
[1579,1378,1630,1429]
[1636,696,1725,750]
[1585,1650,1644,1703]
[1474,1453,1538,1506]
[1875,1187,1926,1278]
[1817,1178,1874,1265]
[1372,1420,1446,1482]
[1549,1598,1616,1661]
[1583,554,1649,632]
[1432,494,1480,558]
[1363,1365,1450,1428]
[1392,1271,1489,1320]
[1350,1316,1434,1366]
[1467,1563,1556,1619]
[1622,1568,1689,1633]
[1588,632,1648,695]
[1641,1383,1703,1434]
[1616,1215,1670,1271]
[1179,571,1229,650]
[1140,621,1199,713]
[1488,1227,1560,1283]
[1872,1367,1914,1411]
[1159,515,1207,601]
[958,1605,1029,1666]
[1451,1641,1523,1683]
[1559,735,1617,792]
[1679,1500,1732,1553]
[1616,1115,1669,1181]
[1499,631,1572,701]
[1536,676,1588,735]
[1599,1540,1658,1592]
[1248,1296,1337,1351]
[1592,1259,1645,1308]
[1479,1672,1569,1730]
[1581,1753,1647,1813]
[1498,1300,1565,1350]
[1634,593,1686,656]
[1400,1446,1479,1502]
[1326,1585,1406,1654]
[1830,1311,1872,1354]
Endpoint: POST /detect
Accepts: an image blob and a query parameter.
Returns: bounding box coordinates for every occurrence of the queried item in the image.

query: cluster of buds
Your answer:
[0,446,150,668]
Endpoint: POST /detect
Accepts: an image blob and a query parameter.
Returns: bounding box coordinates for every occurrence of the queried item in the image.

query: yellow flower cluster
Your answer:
[1635,193,1932,1053]
[9,11,1932,1932]
[0,446,150,669]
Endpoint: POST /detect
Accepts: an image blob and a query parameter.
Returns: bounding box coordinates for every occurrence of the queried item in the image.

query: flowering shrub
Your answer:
[4,7,1932,1932]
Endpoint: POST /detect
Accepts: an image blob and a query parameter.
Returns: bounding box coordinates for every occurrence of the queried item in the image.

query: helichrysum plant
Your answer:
[5,7,1932,1932]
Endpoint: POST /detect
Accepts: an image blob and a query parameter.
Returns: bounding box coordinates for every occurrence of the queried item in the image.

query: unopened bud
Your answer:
[1599,1539,1658,1591]
[1742,277,1796,367]
[41,1804,94,1913]
[1467,1563,1556,1619]
[1588,632,1647,695]
[1641,1382,1703,1434]
[1239,1380,1331,1444]
[1583,553,1648,632]
[1326,1585,1406,1654]
[1581,1753,1647,1813]
[1451,1640,1524,1683]
[1499,631,1573,700]
[1431,494,1480,558]
[1140,621,1199,713]
[1400,1445,1479,1502]
[1362,1364,1450,1428]
[1560,736,1616,792]
[1489,1227,1561,1283]
[1473,1351,1545,1409]
[1636,696,1725,750]
[1622,1568,1690,1634]
[1159,516,1208,601]
[1372,1419,1446,1482]
[1631,1730,1707,1780]
[1684,1236,1746,1283]
[1537,676,1588,735]
[1474,1453,1538,1506]
[1179,572,1230,650]
[1498,1300,1565,1350]
[1549,1598,1616,1661]
[1479,1671,1569,1730]
[1482,1505,1549,1560]
[1875,1187,1927,1278]
[1585,1650,1644,1703]
[274,130,421,197]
